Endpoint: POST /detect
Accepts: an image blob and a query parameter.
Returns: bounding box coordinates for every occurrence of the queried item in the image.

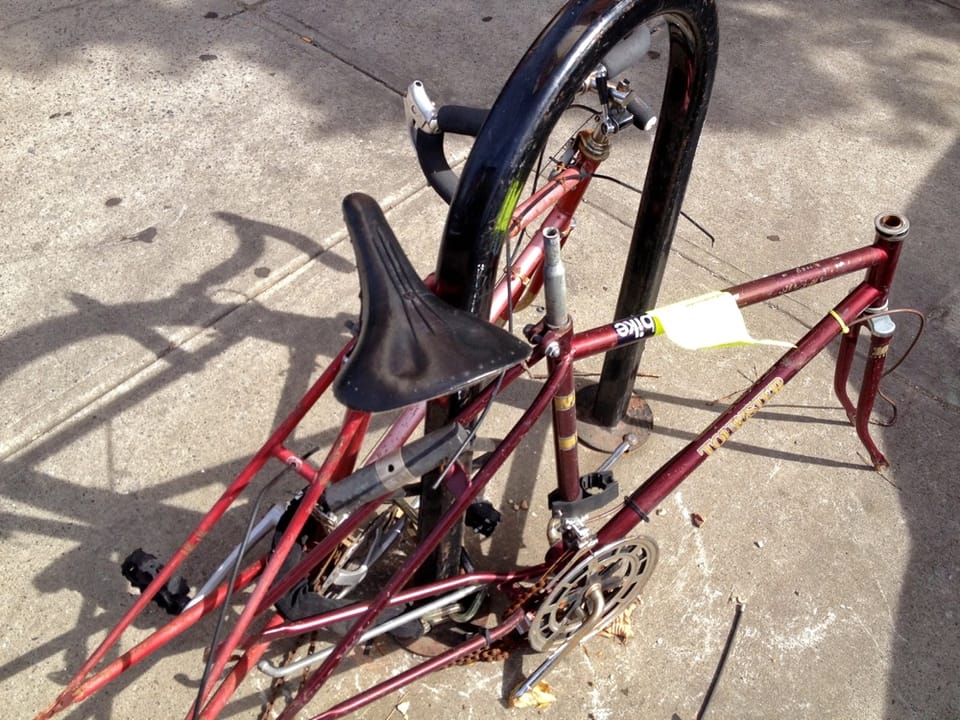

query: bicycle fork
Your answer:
[832,214,910,471]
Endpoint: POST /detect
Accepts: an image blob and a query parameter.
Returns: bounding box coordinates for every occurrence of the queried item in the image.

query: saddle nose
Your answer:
[333,193,530,413]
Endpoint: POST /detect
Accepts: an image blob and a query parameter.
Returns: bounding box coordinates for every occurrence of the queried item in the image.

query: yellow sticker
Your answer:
[649,291,794,350]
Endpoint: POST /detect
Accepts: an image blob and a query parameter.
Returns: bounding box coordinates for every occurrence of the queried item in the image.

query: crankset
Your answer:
[528,535,658,652]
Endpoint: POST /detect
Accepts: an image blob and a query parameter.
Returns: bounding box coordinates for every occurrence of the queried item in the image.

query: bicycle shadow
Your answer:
[0,212,366,718]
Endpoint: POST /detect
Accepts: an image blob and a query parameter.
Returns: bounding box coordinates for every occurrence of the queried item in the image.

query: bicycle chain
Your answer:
[456,553,572,665]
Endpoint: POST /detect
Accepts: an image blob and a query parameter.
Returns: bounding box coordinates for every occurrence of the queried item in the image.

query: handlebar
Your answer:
[407,24,658,205]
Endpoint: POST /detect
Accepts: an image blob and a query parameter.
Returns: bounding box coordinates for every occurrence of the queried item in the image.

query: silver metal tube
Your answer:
[256,584,484,679]
[542,226,568,329]
[183,504,285,612]
[595,433,639,473]
[512,584,605,700]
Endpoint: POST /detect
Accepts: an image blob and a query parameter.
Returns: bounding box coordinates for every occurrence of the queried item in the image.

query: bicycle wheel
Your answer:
[418,0,718,578]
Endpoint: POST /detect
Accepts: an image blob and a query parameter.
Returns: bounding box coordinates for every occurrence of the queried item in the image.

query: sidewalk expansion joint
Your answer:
[255,9,403,97]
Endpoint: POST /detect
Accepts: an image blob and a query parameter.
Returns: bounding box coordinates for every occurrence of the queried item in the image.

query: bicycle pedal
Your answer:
[120,548,191,616]
[465,500,501,537]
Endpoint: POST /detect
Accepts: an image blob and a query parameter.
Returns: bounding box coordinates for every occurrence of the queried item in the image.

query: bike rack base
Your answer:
[575,381,653,453]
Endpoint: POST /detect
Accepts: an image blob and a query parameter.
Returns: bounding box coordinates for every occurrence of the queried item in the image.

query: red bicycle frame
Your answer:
[35,0,907,708]
[38,163,908,718]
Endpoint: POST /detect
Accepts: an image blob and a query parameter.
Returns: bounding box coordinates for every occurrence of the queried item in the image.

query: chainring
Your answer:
[528,536,658,652]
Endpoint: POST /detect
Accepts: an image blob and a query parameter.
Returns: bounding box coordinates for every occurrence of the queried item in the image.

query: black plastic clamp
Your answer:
[548,471,620,516]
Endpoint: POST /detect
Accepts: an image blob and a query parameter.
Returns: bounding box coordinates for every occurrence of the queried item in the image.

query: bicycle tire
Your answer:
[419,0,718,579]
[436,0,718,404]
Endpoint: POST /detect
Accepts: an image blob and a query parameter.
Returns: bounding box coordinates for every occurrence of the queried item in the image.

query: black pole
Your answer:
[591,9,718,425]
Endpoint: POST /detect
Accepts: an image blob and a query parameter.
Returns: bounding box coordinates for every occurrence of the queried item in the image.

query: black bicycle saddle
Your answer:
[333,193,530,413]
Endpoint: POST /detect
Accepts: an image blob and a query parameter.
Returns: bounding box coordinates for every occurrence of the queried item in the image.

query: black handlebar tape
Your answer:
[436,105,488,136]
[627,97,657,131]
[413,107,488,205]
[413,129,458,204]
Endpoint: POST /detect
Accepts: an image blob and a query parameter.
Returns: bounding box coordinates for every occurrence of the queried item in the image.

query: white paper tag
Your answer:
[649,291,794,350]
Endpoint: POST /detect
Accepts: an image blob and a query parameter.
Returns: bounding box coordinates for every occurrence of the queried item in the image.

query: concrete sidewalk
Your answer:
[1,1,958,718]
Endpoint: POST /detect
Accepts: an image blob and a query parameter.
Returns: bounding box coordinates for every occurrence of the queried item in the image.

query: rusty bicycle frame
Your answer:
[37,1,911,719]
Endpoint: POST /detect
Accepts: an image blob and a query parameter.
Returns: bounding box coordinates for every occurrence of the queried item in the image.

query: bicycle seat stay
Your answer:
[333,193,530,413]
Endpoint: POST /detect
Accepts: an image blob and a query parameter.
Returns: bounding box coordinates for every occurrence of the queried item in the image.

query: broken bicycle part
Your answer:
[513,583,605,702]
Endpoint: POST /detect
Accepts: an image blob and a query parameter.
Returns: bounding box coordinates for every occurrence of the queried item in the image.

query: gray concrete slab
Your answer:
[256,1,558,102]
[0,2,427,458]
[1,1,958,719]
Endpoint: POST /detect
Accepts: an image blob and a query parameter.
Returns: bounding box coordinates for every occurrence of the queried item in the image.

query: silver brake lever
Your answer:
[404,80,439,142]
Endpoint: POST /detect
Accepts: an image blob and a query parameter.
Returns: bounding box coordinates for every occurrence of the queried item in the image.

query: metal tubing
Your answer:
[185,505,285,611]
[490,159,598,323]
[589,4,719,426]
[428,0,718,429]
[865,213,909,306]
[42,558,266,712]
[436,0,718,320]
[462,363,536,423]
[366,402,426,463]
[258,584,486,679]
[833,325,863,422]
[507,167,583,239]
[195,408,370,717]
[196,615,285,720]
[728,246,887,308]
[571,244,891,364]
[596,283,882,546]
[573,322,635,360]
[254,494,389,615]
[258,570,534,643]
[855,333,895,470]
[492,219,559,323]
[308,609,526,720]
[270,446,321,483]
[549,333,582,502]
[426,0,719,583]
[542,226,569,328]
[512,584,605,700]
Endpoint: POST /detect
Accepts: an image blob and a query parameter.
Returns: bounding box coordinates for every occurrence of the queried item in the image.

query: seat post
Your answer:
[542,226,570,330]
